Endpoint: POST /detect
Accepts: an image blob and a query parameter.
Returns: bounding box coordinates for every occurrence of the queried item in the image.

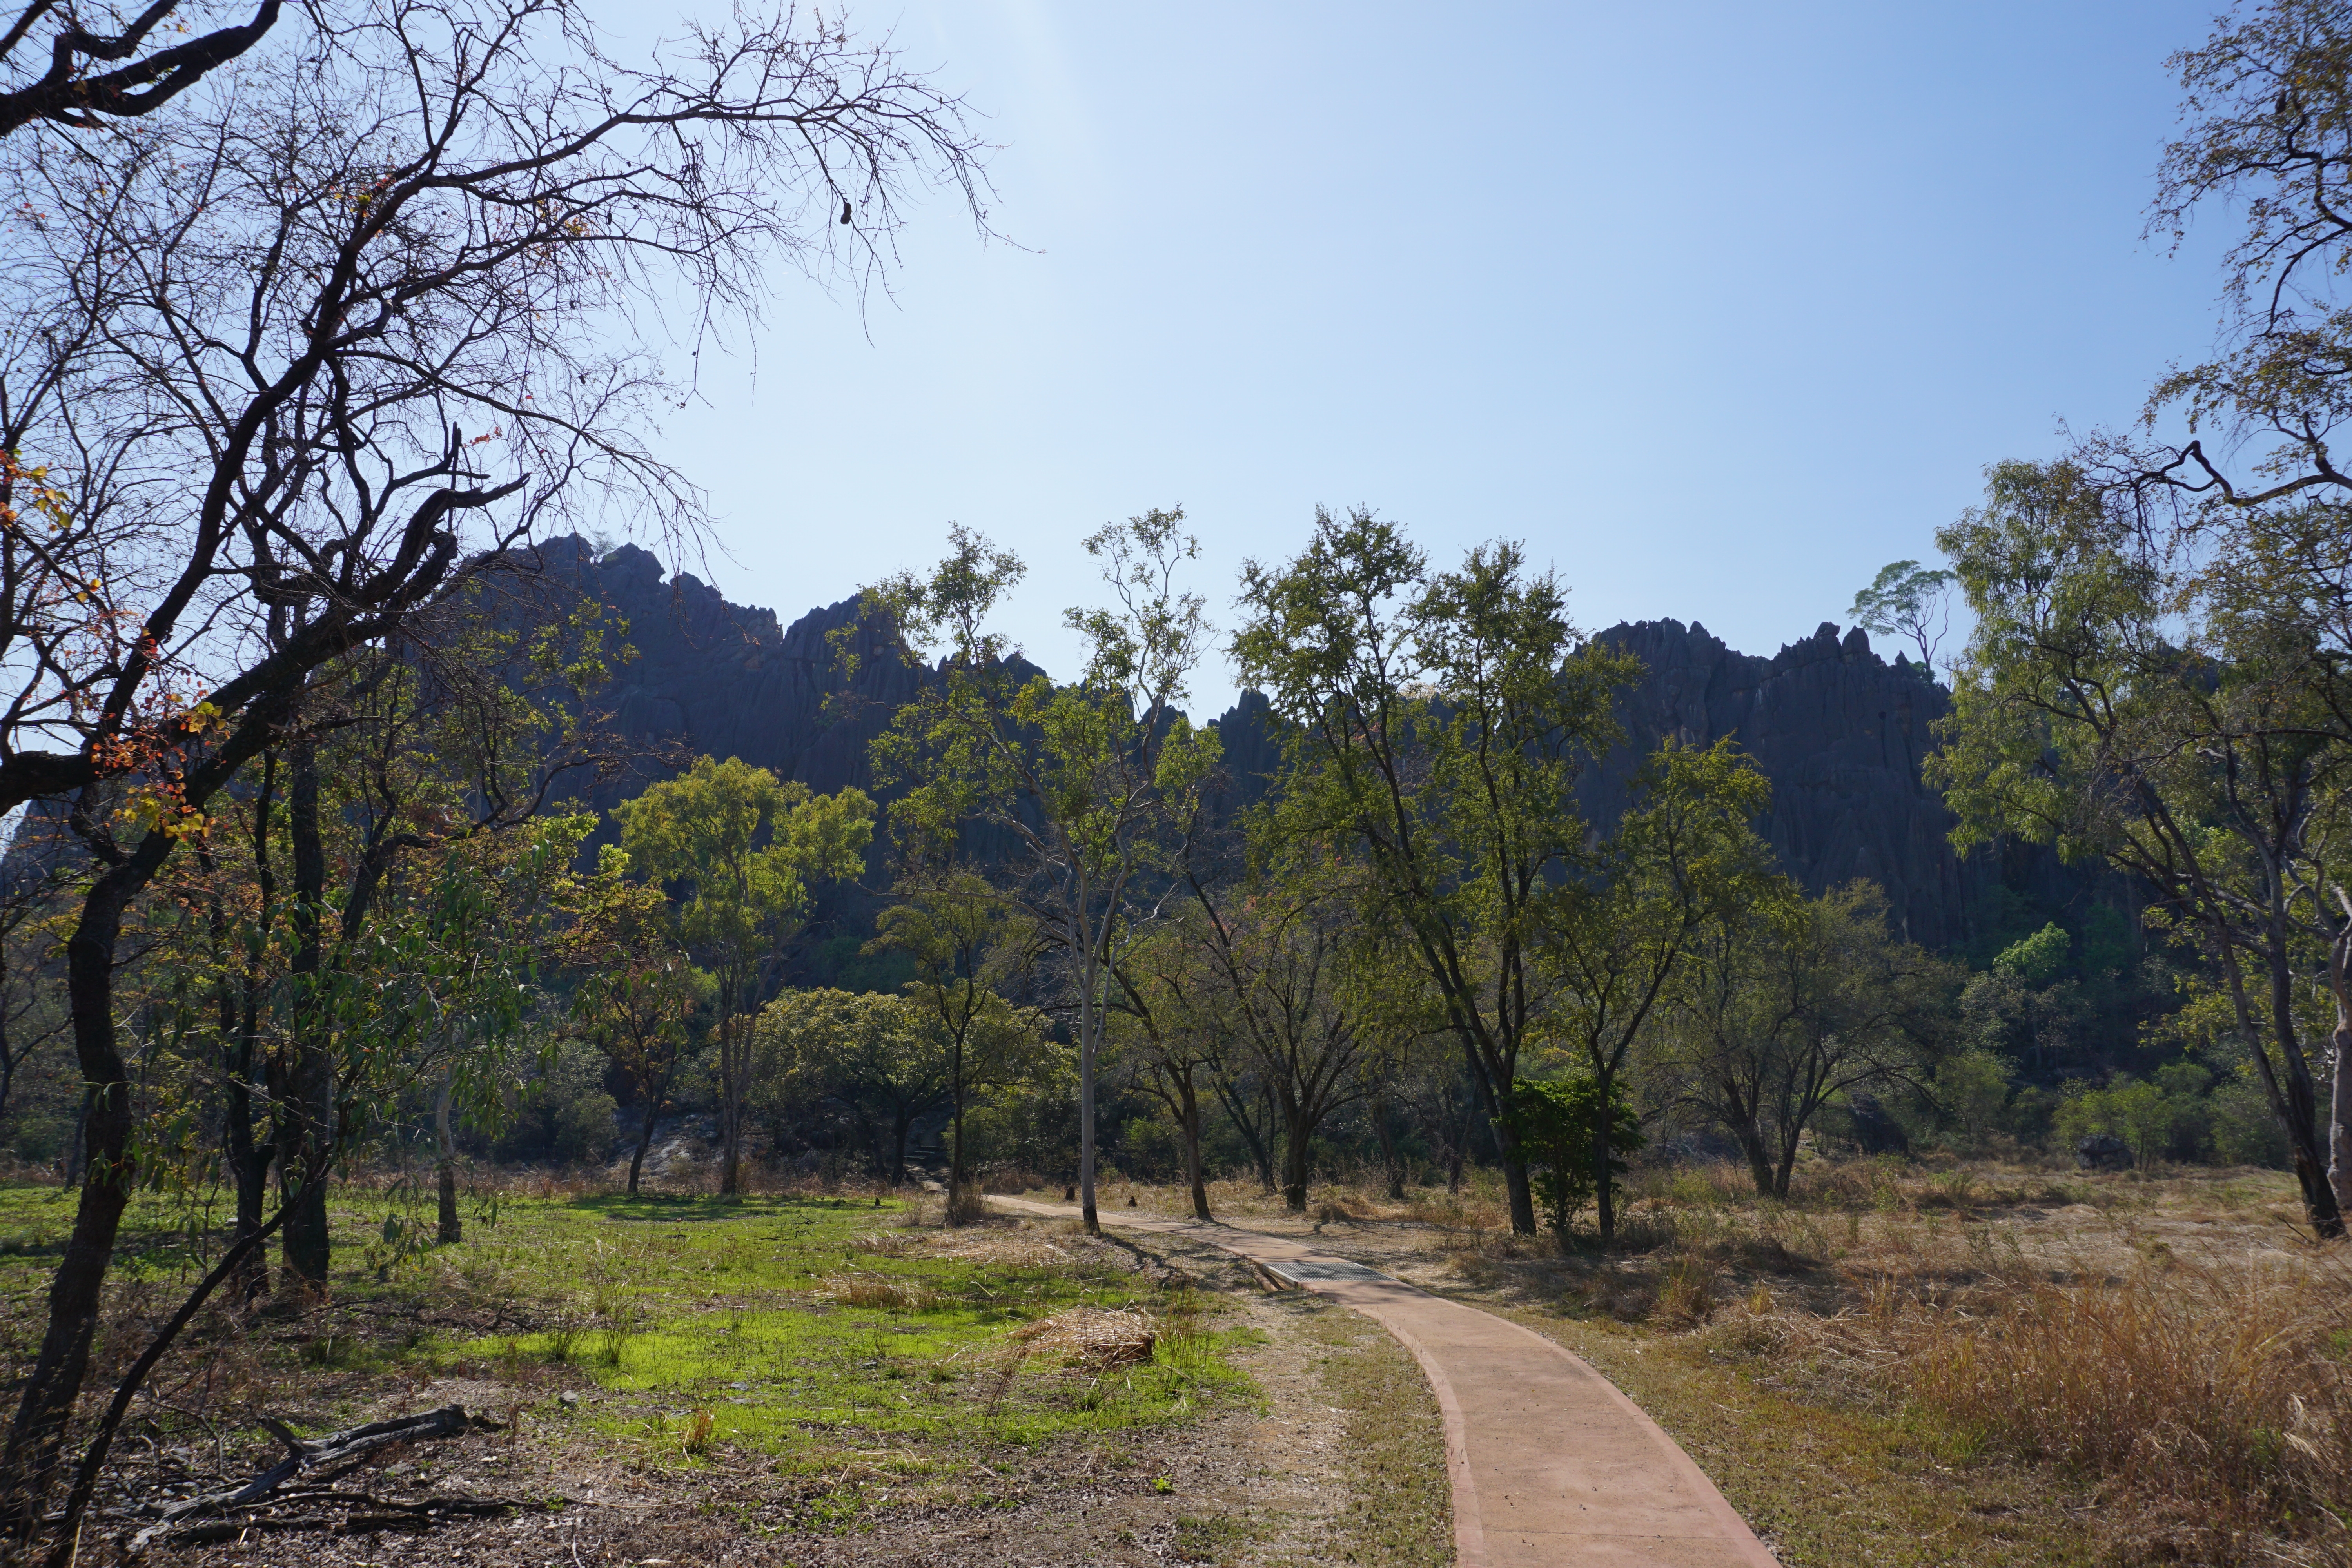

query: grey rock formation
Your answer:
[537,539,2063,952]
[1581,618,2000,949]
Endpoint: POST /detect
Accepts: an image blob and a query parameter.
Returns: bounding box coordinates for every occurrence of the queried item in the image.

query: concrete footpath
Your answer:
[992,1196,1777,1568]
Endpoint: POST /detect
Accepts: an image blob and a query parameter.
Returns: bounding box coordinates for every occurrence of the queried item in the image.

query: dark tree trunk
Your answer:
[1280,1100,1312,1213]
[433,1069,461,1242]
[0,836,161,1539]
[1459,1038,1537,1234]
[1369,1096,1406,1200]
[627,1110,659,1198]
[277,742,332,1287]
[1176,1069,1211,1221]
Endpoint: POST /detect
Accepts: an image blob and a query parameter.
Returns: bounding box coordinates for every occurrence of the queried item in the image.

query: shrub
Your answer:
[1504,1074,1643,1242]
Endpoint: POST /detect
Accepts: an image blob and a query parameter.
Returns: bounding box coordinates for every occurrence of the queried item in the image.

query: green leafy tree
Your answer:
[1929,460,2352,1236]
[1653,878,1956,1197]
[867,872,1049,1213]
[565,851,711,1196]
[1539,739,1777,1236]
[757,988,953,1181]
[1847,560,1957,674]
[614,757,874,1195]
[1171,851,1376,1214]
[1993,922,2072,985]
[865,511,1219,1233]
[1504,1074,1643,1243]
[1234,508,1636,1235]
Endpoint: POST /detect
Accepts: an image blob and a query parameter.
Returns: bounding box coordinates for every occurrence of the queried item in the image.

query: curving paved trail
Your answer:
[993,1196,1777,1568]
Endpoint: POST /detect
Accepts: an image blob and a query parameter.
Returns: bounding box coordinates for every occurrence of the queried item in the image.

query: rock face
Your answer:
[1581,619,2002,949]
[544,540,2056,951]
[546,538,924,804]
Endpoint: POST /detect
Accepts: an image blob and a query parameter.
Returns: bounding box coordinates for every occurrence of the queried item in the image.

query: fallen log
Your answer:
[127,1404,484,1552]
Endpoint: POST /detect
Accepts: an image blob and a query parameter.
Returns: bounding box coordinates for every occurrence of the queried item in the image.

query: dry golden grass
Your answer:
[1091,1155,2337,1564]
[823,1272,940,1312]
[1013,1306,1160,1371]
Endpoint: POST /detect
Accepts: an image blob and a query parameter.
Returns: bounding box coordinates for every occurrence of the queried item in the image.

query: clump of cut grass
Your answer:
[827,1274,940,1312]
[1015,1307,1158,1371]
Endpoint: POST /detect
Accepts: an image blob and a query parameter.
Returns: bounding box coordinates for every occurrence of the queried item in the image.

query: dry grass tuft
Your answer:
[825,1273,940,1312]
[1655,1254,1720,1327]
[849,1231,917,1257]
[1014,1307,1159,1371]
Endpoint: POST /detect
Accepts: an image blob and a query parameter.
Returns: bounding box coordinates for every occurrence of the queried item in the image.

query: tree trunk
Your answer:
[1733,1119,1775,1197]
[1280,1099,1312,1213]
[2226,933,2341,1238]
[1078,946,1100,1235]
[1591,1069,1619,1244]
[892,1107,914,1185]
[434,1069,461,1244]
[946,1036,971,1224]
[2327,933,2352,1223]
[628,1107,659,1198]
[225,1062,272,1300]
[1370,1098,1406,1200]
[1211,1075,1277,1194]
[717,1005,745,1197]
[1460,1037,1537,1234]
[1177,1069,1211,1221]
[278,742,332,1287]
[0,849,149,1540]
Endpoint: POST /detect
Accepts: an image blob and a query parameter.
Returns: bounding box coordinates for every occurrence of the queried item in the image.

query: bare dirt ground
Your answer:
[134,1222,1448,1568]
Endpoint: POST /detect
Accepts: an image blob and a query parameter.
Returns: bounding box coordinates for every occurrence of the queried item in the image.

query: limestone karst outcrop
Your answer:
[533,539,2074,952]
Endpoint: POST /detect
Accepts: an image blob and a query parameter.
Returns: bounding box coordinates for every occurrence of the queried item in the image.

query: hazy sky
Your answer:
[627,0,2228,715]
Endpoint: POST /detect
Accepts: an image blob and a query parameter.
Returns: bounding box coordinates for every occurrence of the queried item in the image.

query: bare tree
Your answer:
[0,1,286,138]
[0,0,991,1540]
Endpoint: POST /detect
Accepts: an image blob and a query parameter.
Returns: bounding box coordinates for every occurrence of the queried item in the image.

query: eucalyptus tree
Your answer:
[614,756,874,1196]
[868,870,1049,1214]
[1653,879,1956,1198]
[1539,739,1775,1239]
[1234,508,1635,1234]
[866,510,1220,1234]
[565,854,708,1198]
[1931,460,2352,1237]
[0,0,991,1537]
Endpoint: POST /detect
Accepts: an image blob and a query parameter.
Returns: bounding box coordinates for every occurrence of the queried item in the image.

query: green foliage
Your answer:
[1929,454,2352,1230]
[1232,508,1639,1232]
[1504,1074,1643,1241]
[2056,1065,2215,1169]
[757,989,954,1178]
[614,755,875,1192]
[1653,877,1957,1193]
[1993,923,2072,986]
[496,1037,620,1165]
[1846,559,1956,672]
[863,512,1220,1218]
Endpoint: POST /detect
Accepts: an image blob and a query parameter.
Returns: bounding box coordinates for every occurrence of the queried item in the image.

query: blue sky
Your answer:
[631,0,2228,715]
